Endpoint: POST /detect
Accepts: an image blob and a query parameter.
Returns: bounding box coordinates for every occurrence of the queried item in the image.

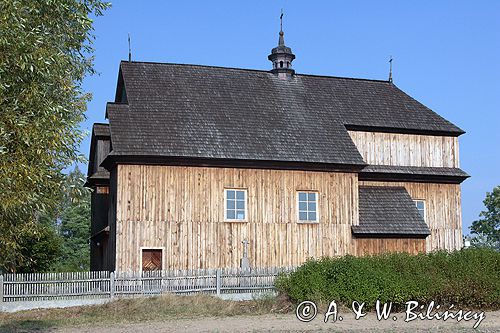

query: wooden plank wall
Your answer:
[115,165,359,271]
[91,186,109,233]
[90,186,109,271]
[96,139,111,173]
[356,238,426,256]
[348,131,460,167]
[359,181,463,252]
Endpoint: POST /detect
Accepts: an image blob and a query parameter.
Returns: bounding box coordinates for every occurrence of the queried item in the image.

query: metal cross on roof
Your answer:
[388,55,393,83]
[128,33,132,62]
[280,9,283,32]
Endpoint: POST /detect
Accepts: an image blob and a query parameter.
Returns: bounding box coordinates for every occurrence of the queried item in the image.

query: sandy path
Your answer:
[53,310,500,333]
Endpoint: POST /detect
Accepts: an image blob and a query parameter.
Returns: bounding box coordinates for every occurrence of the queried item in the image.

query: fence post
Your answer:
[110,272,115,299]
[0,275,3,303]
[216,269,221,296]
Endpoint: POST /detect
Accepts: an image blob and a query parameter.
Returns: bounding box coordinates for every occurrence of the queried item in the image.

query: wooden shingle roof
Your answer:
[86,123,110,186]
[360,165,469,183]
[352,186,431,237]
[93,123,110,137]
[104,61,464,167]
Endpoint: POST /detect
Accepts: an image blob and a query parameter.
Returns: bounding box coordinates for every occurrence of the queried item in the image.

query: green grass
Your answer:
[0,293,292,332]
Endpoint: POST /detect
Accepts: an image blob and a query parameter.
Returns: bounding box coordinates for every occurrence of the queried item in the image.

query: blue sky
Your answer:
[81,1,500,234]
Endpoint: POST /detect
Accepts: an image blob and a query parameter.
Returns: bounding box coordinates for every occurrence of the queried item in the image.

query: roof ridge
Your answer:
[119,60,391,84]
[359,185,406,189]
[298,73,390,83]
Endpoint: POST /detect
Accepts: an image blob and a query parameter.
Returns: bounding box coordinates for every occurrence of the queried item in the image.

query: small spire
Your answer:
[280,9,283,32]
[279,9,285,46]
[128,33,132,62]
[268,9,295,79]
[388,55,393,83]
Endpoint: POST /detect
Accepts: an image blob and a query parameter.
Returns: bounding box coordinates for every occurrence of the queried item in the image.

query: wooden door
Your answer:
[142,249,162,271]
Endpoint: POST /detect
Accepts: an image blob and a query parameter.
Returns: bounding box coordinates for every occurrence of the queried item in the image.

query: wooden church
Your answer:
[87,22,468,272]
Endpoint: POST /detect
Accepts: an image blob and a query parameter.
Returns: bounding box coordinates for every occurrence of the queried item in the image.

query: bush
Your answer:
[275,248,500,309]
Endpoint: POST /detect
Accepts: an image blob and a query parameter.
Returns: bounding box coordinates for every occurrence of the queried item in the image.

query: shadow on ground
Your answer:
[0,320,56,333]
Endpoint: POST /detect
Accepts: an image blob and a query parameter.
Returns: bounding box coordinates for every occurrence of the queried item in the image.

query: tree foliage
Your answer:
[0,0,109,272]
[470,185,500,250]
[52,168,91,272]
[0,168,91,273]
[9,221,63,273]
[276,249,500,310]
[0,0,108,218]
[0,219,62,273]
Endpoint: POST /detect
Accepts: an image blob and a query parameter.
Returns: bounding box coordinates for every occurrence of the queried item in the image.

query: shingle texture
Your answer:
[361,165,469,178]
[352,186,431,236]
[93,123,110,137]
[87,123,111,183]
[105,61,463,165]
[88,169,109,180]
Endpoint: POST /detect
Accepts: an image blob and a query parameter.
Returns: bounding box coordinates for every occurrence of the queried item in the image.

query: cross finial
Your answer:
[280,9,283,32]
[240,239,251,270]
[128,33,132,62]
[388,55,393,83]
[242,239,249,258]
[278,10,285,46]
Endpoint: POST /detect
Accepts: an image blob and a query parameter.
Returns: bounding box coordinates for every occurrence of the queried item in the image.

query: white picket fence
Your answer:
[0,267,294,304]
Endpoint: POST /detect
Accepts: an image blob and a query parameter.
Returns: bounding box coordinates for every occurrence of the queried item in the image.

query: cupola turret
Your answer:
[268,12,295,80]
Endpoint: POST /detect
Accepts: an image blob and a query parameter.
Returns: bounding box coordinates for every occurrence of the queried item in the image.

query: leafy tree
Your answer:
[52,168,91,272]
[15,222,63,273]
[55,200,91,271]
[0,168,91,273]
[470,186,500,250]
[0,219,62,273]
[0,0,109,272]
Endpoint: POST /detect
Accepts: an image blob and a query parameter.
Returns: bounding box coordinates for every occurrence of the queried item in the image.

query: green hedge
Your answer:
[275,248,500,309]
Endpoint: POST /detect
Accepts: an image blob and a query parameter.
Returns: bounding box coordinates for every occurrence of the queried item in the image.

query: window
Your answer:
[414,200,426,220]
[225,189,247,221]
[280,60,283,68]
[298,191,318,222]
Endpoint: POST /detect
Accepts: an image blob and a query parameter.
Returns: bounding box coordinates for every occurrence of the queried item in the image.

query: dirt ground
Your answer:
[51,310,500,333]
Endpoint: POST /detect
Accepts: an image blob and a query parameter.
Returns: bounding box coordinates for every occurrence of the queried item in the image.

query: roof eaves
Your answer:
[100,153,367,173]
[359,165,470,184]
[344,124,465,137]
[351,226,430,238]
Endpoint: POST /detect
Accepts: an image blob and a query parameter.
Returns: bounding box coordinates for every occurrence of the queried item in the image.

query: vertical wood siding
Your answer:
[348,131,460,167]
[359,181,463,252]
[105,169,118,271]
[115,165,359,271]
[90,186,110,271]
[96,140,111,170]
[356,238,426,256]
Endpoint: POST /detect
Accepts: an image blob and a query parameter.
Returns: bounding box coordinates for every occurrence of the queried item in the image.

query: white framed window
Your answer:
[414,200,426,221]
[297,191,318,222]
[224,189,247,221]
